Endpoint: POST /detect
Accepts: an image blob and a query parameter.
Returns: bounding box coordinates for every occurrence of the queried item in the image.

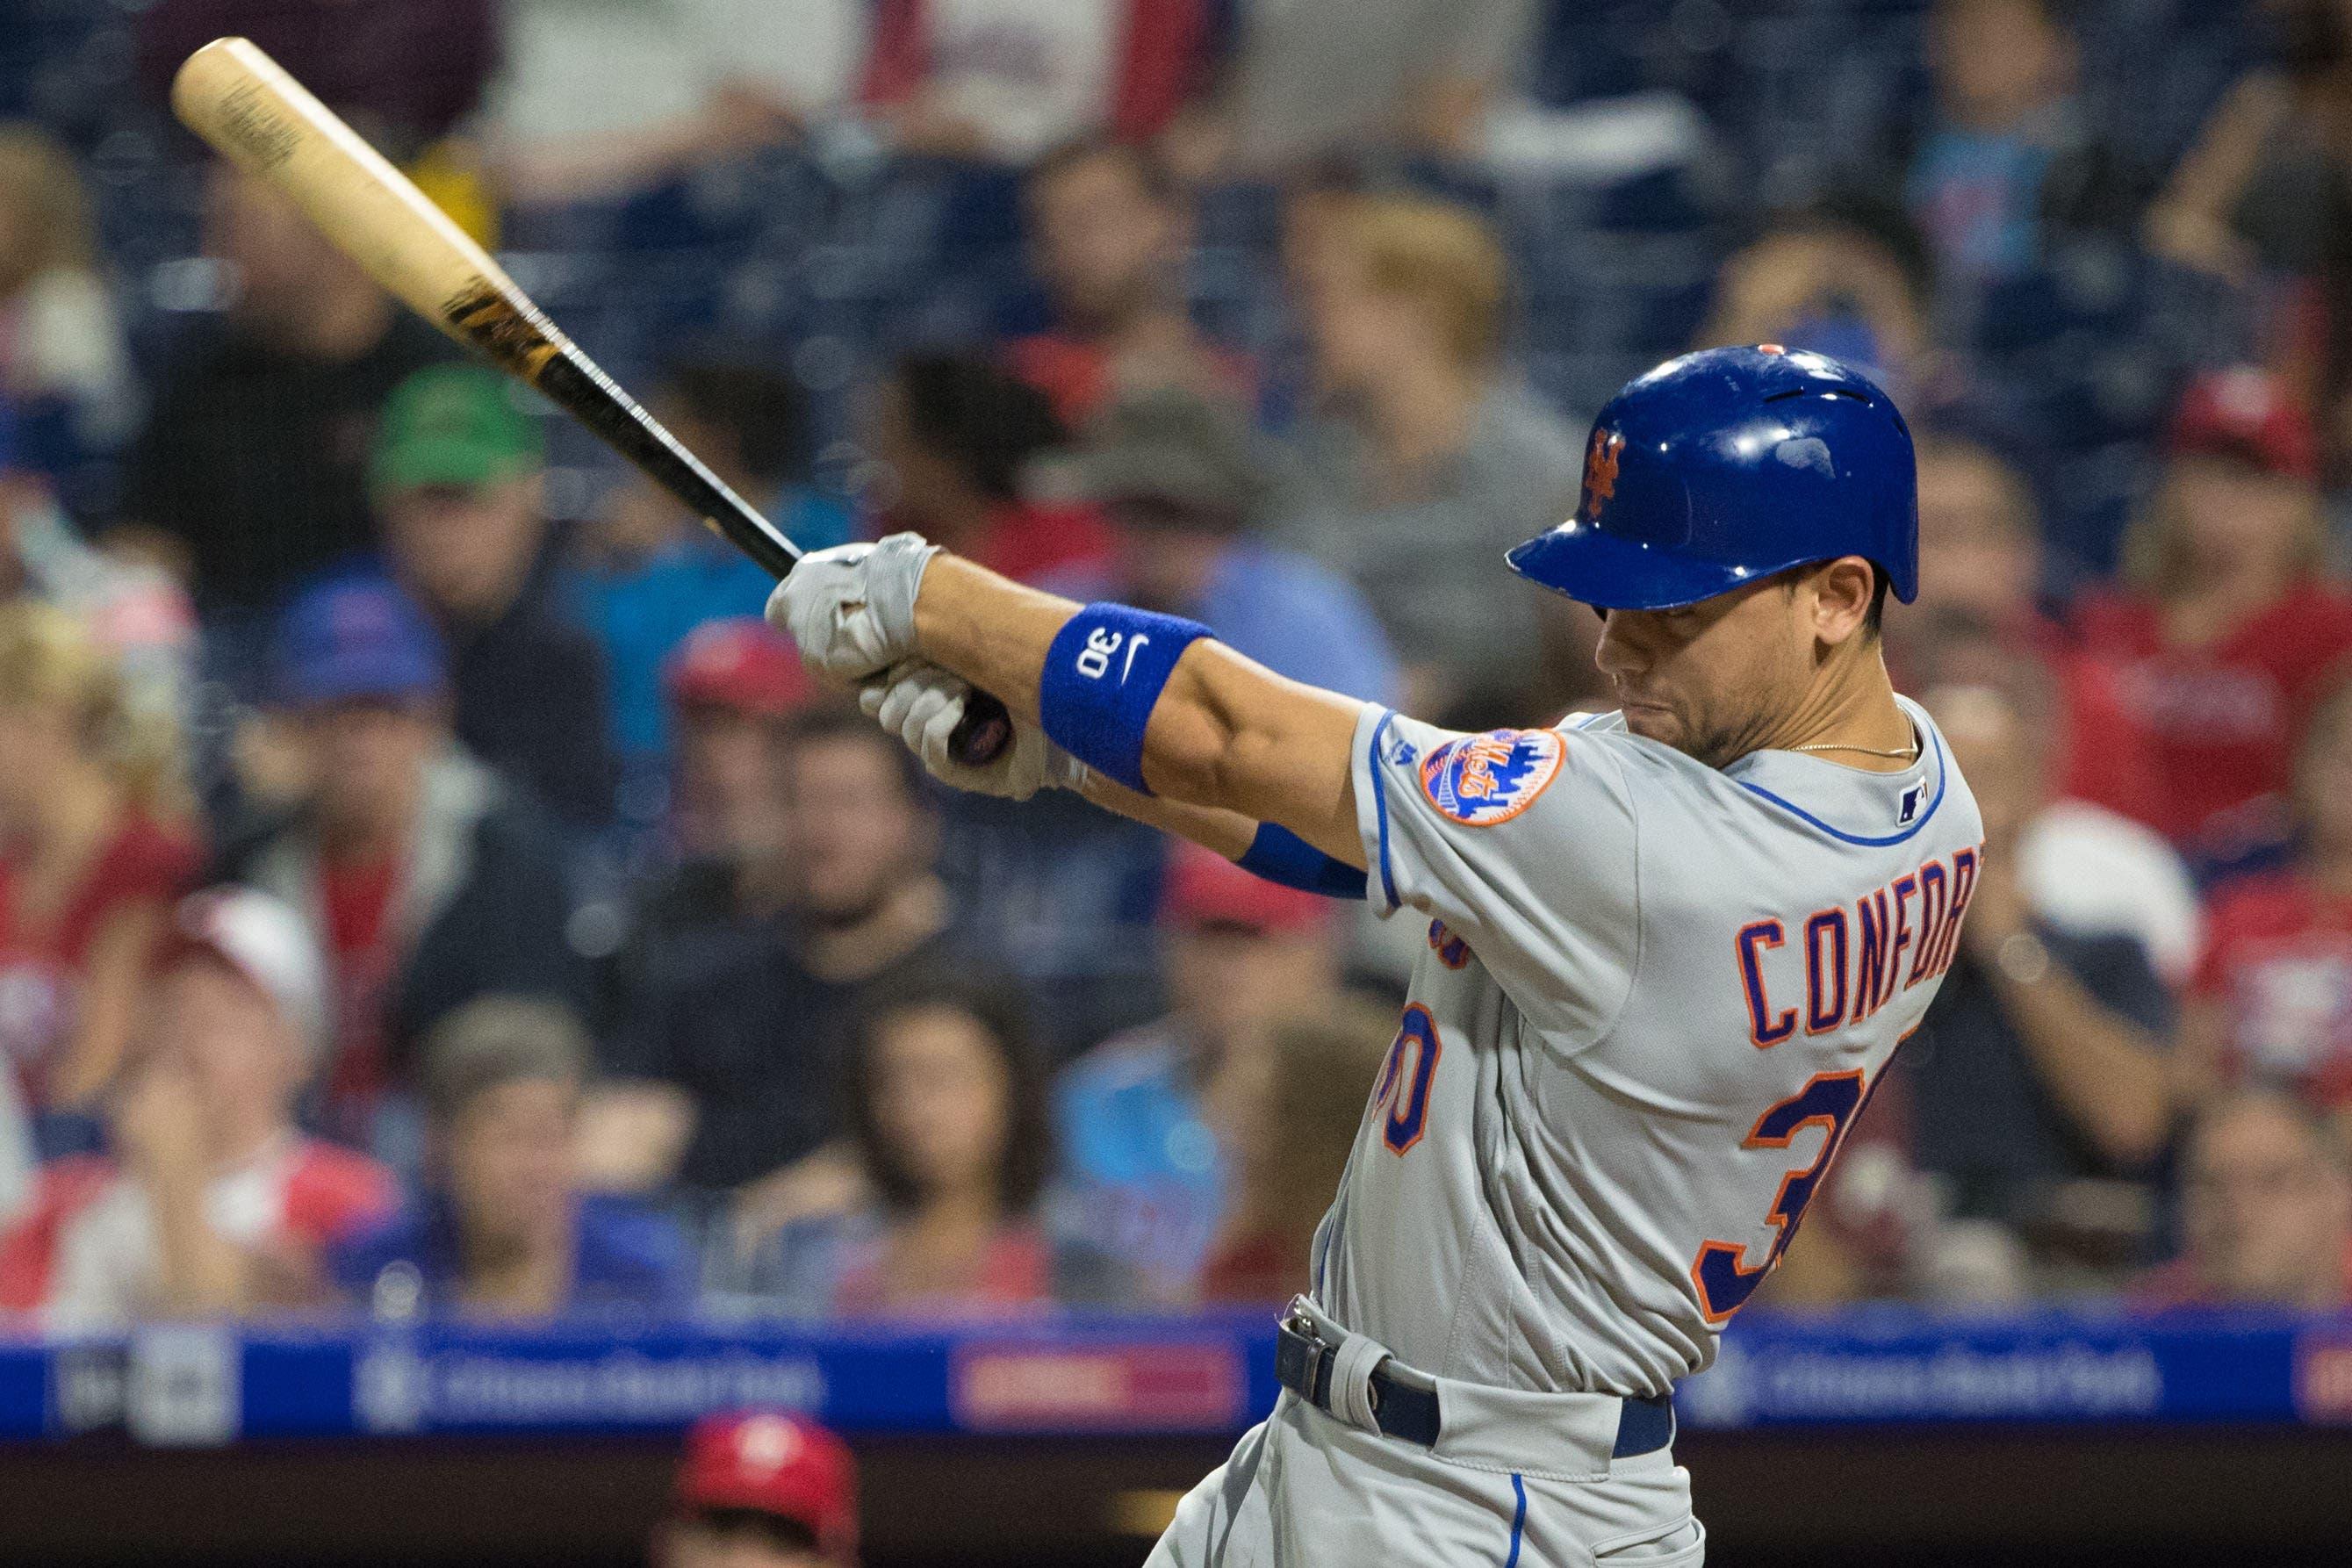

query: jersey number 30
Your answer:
[1690,1070,1867,1322]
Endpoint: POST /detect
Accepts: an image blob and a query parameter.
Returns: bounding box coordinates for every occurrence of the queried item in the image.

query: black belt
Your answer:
[1275,1314,1675,1458]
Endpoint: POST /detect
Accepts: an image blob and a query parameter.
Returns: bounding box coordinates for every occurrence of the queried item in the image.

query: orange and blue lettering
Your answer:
[1737,920,1795,1047]
[1803,909,1849,1034]
[1908,860,1949,986]
[1888,874,1919,991]
[1854,888,1892,1019]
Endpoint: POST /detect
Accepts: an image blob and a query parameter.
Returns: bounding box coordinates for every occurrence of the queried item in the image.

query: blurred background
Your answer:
[1,0,2350,1564]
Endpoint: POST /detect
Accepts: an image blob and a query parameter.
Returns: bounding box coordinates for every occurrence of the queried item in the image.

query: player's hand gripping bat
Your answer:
[170,37,1012,766]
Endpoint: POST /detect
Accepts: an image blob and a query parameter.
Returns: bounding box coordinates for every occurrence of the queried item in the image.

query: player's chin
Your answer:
[1619,701,1681,744]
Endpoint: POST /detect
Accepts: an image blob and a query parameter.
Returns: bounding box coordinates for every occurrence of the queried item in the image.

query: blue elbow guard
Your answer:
[1236,823,1368,900]
[1038,603,1212,793]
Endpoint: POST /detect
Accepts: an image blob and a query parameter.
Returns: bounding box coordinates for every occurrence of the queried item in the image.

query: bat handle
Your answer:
[947,692,1014,767]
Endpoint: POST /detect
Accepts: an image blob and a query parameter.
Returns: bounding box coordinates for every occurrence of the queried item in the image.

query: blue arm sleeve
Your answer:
[1235,823,1369,900]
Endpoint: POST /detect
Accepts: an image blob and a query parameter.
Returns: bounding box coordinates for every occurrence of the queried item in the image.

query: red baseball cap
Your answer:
[2167,368,2320,481]
[675,1412,856,1557]
[665,618,813,718]
[1159,840,1334,936]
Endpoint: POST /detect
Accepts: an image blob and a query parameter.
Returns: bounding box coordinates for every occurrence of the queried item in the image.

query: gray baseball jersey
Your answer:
[1315,694,1982,1399]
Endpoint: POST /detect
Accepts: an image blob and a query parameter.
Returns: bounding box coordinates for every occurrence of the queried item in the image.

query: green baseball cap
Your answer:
[370,365,544,496]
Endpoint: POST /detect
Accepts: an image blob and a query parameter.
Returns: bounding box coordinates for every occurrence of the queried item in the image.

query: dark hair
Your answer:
[777,701,931,809]
[1754,191,1936,316]
[1866,569,1891,635]
[890,351,1068,503]
[1027,133,1177,208]
[845,978,1051,1216]
[662,356,811,487]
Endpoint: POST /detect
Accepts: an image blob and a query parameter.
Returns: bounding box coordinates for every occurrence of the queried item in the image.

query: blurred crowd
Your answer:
[1,0,2350,1333]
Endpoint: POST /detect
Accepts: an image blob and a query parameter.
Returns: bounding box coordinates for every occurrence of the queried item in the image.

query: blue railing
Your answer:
[5,1306,2349,1445]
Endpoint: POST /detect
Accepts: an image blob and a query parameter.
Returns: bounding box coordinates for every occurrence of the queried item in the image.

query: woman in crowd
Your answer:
[0,126,136,463]
[2072,369,2352,860]
[2179,675,2352,1150]
[0,603,198,1139]
[721,982,1119,1317]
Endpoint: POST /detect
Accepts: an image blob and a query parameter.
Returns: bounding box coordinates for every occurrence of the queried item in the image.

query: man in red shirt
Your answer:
[1007,137,1251,428]
[2073,369,2352,854]
[660,1411,859,1568]
[0,886,393,1324]
[2182,675,2352,1131]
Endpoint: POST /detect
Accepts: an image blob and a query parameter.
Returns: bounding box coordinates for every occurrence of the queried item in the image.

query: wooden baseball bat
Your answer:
[169,37,1011,765]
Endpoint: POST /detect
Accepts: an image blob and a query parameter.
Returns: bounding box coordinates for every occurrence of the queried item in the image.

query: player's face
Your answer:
[1593,576,1818,767]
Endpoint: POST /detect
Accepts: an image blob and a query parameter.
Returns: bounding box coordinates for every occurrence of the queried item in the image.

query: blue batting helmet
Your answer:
[1507,345,1918,612]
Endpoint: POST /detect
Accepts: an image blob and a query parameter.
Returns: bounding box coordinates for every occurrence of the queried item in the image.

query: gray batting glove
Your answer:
[766,531,938,683]
[860,660,1088,802]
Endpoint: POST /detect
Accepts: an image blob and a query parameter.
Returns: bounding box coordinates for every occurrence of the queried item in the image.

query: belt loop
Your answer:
[1329,1332,1389,1432]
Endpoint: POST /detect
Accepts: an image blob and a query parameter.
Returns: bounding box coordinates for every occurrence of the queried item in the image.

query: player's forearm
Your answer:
[1077,772,1260,860]
[914,555,1368,866]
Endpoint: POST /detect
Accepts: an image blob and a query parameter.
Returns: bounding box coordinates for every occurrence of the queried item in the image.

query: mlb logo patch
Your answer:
[1897,783,1923,825]
[1419,730,1565,827]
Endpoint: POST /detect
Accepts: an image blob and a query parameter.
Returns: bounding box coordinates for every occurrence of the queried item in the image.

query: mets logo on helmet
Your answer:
[1419,730,1567,827]
[1581,428,1624,518]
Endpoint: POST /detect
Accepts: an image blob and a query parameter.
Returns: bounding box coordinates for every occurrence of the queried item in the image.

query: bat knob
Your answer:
[947,693,1014,768]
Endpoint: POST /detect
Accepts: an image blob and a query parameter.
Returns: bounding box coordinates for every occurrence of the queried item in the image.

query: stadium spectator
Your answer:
[0,407,198,726]
[0,604,199,1131]
[117,165,450,635]
[219,576,585,1155]
[1896,438,2200,981]
[1007,136,1248,427]
[1058,384,1399,702]
[486,0,864,205]
[373,365,616,830]
[661,1411,859,1568]
[0,126,136,465]
[1196,996,1396,1305]
[2179,675,2352,1140]
[0,1048,25,1230]
[2145,0,2352,478]
[2074,369,2352,859]
[610,707,962,1198]
[867,351,1113,590]
[1898,681,2177,1280]
[1699,196,1938,406]
[859,0,1215,162]
[138,0,499,151]
[2133,1090,2352,1311]
[659,619,812,874]
[580,622,811,1192]
[723,980,1117,1317]
[1906,0,2088,292]
[332,996,691,1319]
[1219,0,1542,169]
[1274,193,1583,723]
[1054,843,1343,1305]
[0,887,393,1326]
[571,358,848,815]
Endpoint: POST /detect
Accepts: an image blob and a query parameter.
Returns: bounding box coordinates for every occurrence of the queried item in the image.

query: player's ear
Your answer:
[1807,557,1875,650]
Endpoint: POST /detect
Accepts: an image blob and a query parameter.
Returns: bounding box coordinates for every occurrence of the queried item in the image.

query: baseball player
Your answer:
[770,346,1981,1565]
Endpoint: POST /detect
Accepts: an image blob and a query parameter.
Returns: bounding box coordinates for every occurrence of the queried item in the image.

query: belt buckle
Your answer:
[1277,1304,1332,1409]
